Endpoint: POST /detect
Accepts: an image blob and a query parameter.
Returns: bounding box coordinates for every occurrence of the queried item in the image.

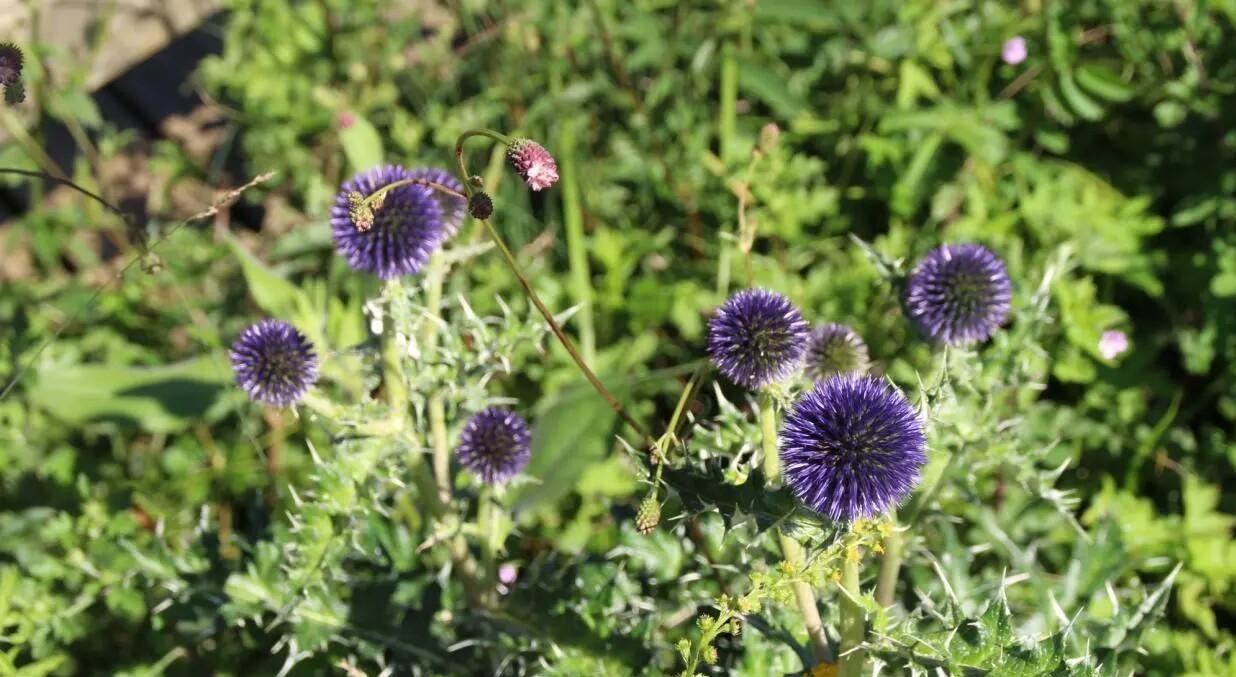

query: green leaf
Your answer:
[225,233,310,321]
[28,355,230,432]
[752,0,836,28]
[1075,64,1135,103]
[737,55,804,119]
[339,112,384,172]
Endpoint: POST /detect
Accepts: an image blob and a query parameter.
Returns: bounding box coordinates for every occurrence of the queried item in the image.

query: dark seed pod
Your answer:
[468,191,494,220]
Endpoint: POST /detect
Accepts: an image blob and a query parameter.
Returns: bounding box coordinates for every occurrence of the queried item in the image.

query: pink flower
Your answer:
[1098,330,1129,360]
[498,563,518,585]
[337,111,355,130]
[1001,36,1027,65]
[507,139,559,191]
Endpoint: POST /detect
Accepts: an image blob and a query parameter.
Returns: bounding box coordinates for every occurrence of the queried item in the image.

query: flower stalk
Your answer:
[838,554,865,677]
[761,391,830,664]
[455,129,652,448]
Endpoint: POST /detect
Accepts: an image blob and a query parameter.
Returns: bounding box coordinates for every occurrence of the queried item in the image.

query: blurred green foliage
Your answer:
[2,0,1235,674]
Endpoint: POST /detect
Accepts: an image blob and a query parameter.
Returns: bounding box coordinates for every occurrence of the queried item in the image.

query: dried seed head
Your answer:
[468,191,494,220]
[0,43,23,87]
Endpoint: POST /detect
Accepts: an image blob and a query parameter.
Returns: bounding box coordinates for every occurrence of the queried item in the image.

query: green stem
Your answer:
[762,393,829,664]
[381,279,410,418]
[421,252,452,507]
[715,42,738,295]
[360,177,467,209]
[779,532,832,663]
[838,556,865,677]
[478,214,652,446]
[759,392,780,488]
[558,117,596,363]
[875,523,904,608]
[0,167,128,222]
[455,128,515,188]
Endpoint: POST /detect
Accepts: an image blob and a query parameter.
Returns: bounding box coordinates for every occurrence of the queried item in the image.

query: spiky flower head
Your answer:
[330,165,464,279]
[707,289,809,390]
[456,407,532,485]
[229,319,319,406]
[468,191,494,220]
[506,138,559,191]
[779,375,926,522]
[904,243,1012,345]
[0,43,23,87]
[804,323,869,381]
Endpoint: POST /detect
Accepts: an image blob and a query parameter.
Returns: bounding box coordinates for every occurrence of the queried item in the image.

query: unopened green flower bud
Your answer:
[635,493,661,535]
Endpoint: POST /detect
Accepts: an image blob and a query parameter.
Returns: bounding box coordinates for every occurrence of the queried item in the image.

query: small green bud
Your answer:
[635,493,660,535]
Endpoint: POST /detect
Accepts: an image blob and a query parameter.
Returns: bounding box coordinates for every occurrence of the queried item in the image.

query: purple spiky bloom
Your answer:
[229,319,319,406]
[904,243,1012,345]
[804,323,869,381]
[507,138,559,191]
[330,165,460,278]
[707,289,809,390]
[456,408,532,485]
[780,375,926,522]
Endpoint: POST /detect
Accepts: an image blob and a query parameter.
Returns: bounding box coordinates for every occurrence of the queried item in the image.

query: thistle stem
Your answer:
[479,215,651,446]
[0,167,127,220]
[359,177,467,209]
[838,555,865,677]
[381,279,410,418]
[759,393,780,488]
[761,392,830,664]
[874,524,905,608]
[421,252,452,507]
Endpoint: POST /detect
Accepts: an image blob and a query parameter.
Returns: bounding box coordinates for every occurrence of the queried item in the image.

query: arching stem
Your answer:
[456,130,652,449]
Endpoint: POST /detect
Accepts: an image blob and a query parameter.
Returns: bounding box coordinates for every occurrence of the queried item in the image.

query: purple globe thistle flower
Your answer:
[780,375,926,522]
[507,138,559,191]
[0,43,23,87]
[229,319,319,406]
[1001,36,1028,65]
[456,408,532,485]
[329,165,462,279]
[904,243,1012,345]
[804,323,869,381]
[708,289,810,390]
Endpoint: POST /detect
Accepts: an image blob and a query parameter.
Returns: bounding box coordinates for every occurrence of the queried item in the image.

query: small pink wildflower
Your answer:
[507,139,559,191]
[498,563,518,585]
[1098,330,1129,360]
[1001,37,1027,65]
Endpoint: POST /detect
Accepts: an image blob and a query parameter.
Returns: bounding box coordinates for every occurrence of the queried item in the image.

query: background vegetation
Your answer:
[1,1,1233,675]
